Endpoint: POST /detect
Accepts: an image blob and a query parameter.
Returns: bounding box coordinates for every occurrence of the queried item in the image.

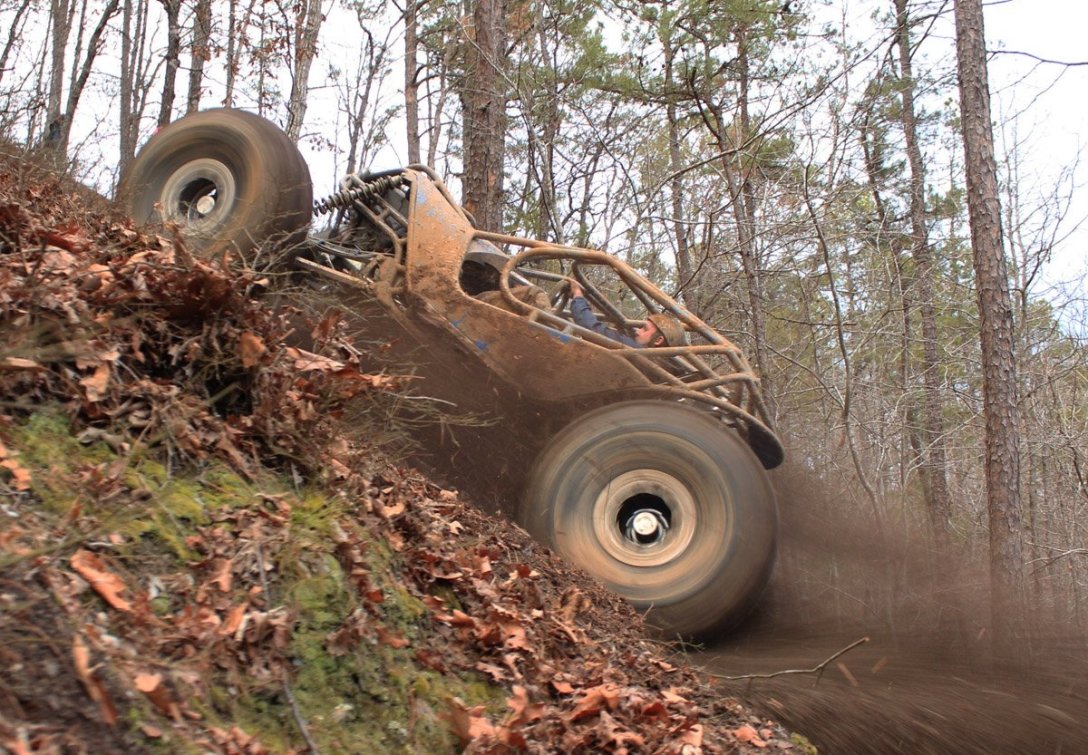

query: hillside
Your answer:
[0,152,810,752]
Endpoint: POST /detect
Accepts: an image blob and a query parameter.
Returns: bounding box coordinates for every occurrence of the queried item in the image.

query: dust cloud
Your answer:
[701,466,1088,754]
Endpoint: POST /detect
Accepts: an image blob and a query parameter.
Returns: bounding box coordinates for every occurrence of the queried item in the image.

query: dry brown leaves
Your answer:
[0,160,405,488]
[0,155,791,753]
[313,463,794,754]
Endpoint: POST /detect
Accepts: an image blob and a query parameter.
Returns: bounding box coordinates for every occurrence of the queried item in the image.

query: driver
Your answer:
[566,278,685,348]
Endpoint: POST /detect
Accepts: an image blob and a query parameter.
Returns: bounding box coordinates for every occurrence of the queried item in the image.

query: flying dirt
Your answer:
[116,107,1088,753]
[699,467,1088,754]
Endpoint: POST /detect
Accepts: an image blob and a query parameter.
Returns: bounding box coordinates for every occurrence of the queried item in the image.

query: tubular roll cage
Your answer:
[299,166,784,469]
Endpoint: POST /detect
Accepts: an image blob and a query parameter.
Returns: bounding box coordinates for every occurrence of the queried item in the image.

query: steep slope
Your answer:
[0,151,808,752]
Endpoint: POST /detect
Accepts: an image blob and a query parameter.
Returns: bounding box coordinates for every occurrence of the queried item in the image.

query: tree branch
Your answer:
[707,636,870,686]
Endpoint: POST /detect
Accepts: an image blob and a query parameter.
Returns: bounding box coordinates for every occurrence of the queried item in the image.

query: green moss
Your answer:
[208,518,506,754]
[13,412,99,514]
[6,408,504,753]
[197,464,255,506]
[790,732,820,754]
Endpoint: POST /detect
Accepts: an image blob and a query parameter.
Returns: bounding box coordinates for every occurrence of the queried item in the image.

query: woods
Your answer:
[1,0,1085,641]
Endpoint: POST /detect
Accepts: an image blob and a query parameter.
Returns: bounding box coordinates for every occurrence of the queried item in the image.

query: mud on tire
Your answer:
[119,108,312,269]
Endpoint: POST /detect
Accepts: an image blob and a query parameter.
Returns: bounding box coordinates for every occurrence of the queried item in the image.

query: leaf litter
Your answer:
[0,149,803,753]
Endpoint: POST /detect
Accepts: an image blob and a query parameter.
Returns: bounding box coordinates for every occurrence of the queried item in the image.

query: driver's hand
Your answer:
[566,277,584,298]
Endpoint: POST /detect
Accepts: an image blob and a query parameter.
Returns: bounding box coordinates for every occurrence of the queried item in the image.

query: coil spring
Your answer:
[313,174,403,216]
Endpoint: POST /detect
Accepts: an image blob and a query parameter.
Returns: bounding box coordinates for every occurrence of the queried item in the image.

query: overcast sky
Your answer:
[975,0,1088,296]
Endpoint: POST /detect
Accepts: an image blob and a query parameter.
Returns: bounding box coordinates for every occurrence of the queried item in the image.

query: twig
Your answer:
[707,636,870,689]
[254,542,321,755]
[1028,547,1088,574]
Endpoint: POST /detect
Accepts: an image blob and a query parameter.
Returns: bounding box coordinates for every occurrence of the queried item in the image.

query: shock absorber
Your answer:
[313,174,403,216]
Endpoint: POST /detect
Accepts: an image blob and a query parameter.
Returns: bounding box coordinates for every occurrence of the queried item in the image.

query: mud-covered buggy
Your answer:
[119,108,785,639]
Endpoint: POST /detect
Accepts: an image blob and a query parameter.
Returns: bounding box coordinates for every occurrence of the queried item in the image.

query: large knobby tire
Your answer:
[118,108,312,268]
[520,400,778,640]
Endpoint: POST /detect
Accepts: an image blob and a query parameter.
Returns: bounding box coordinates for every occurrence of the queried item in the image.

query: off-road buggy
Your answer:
[119,108,784,639]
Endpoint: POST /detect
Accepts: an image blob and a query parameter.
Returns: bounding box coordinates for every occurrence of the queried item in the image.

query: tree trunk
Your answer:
[186,0,212,114]
[895,0,953,542]
[224,0,240,106]
[404,0,422,164]
[663,34,697,317]
[459,0,507,232]
[723,26,773,416]
[285,0,325,142]
[157,0,181,126]
[119,0,135,172]
[46,0,75,150]
[954,0,1025,651]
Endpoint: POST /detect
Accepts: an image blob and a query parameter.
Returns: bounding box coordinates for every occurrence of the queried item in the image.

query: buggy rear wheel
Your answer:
[520,400,777,639]
[119,108,312,268]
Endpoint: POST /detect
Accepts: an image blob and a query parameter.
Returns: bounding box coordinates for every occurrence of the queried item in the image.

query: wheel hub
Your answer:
[626,509,668,543]
[592,469,696,568]
[159,158,236,231]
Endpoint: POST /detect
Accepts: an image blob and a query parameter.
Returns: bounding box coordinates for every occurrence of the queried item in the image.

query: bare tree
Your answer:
[458,0,507,231]
[894,0,953,541]
[954,0,1025,647]
[45,0,121,157]
[118,0,147,173]
[335,10,395,179]
[157,0,181,126]
[284,0,326,142]
[186,0,212,114]
[0,0,33,90]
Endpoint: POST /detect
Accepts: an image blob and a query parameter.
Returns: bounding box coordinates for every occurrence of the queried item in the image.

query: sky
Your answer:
[968,0,1088,300]
[830,0,1088,316]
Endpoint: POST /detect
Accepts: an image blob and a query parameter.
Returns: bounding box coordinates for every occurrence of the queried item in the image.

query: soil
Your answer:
[3,146,1086,754]
[701,467,1088,754]
[0,152,801,754]
[291,291,1088,754]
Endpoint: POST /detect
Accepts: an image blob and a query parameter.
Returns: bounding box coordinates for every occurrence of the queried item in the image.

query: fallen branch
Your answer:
[707,636,869,688]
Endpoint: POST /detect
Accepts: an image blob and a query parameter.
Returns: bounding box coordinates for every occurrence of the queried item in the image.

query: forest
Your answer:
[2,0,1086,650]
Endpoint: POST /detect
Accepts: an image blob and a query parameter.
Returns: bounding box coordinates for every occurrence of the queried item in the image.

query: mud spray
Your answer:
[306,295,1086,753]
[702,466,1087,754]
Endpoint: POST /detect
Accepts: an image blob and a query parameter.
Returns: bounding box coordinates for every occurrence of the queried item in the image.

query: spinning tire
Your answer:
[119,108,312,268]
[521,401,777,639]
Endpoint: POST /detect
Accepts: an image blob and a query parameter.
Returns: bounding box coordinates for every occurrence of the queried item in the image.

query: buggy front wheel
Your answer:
[520,400,777,639]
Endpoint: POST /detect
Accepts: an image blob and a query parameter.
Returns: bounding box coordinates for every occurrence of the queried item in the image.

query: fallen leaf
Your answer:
[70,549,132,612]
[135,672,177,717]
[448,698,497,743]
[376,625,410,648]
[220,603,247,635]
[238,331,266,368]
[0,357,43,370]
[80,362,111,402]
[732,724,767,748]
[551,679,575,695]
[285,347,345,372]
[211,558,233,592]
[504,685,544,726]
[662,688,689,704]
[72,633,118,725]
[475,661,507,681]
[569,684,621,722]
[1,458,32,491]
